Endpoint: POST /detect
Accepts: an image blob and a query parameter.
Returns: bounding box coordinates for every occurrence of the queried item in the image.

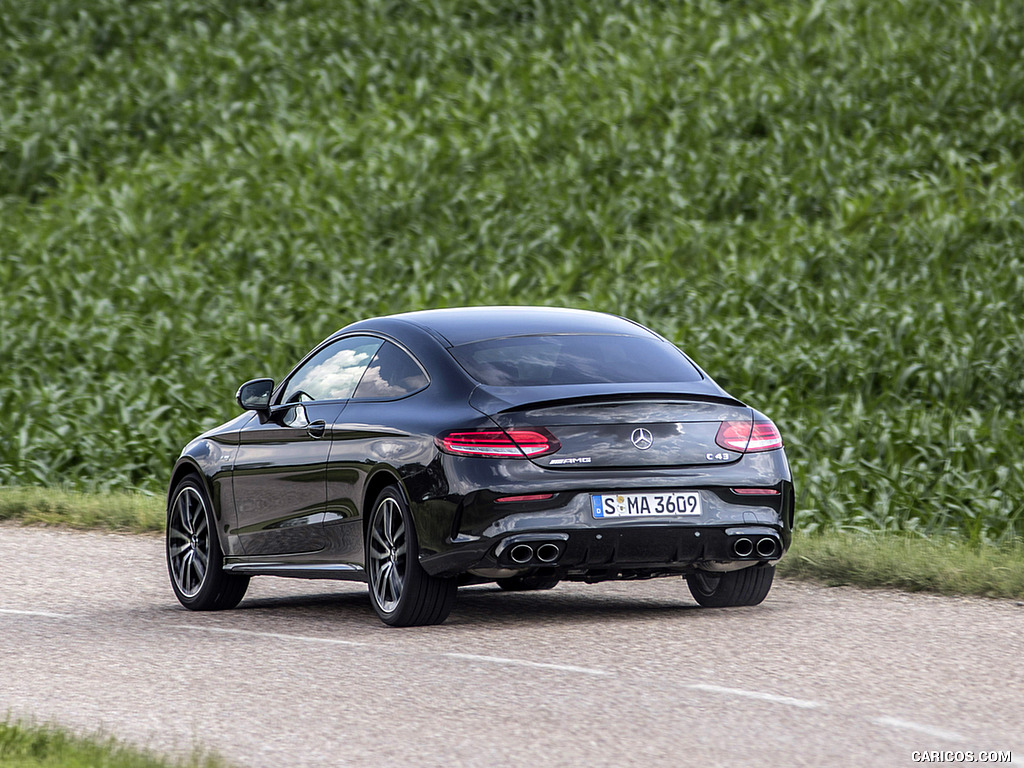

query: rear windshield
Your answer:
[449,334,702,387]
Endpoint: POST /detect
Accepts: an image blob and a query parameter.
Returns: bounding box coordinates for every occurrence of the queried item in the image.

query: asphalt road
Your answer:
[1,525,1022,768]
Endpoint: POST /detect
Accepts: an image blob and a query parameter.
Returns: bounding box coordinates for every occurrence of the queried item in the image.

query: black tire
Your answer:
[366,486,457,627]
[686,564,774,607]
[496,574,561,591]
[166,476,249,611]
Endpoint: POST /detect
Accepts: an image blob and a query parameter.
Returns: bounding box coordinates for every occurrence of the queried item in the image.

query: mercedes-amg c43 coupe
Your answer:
[166,306,793,626]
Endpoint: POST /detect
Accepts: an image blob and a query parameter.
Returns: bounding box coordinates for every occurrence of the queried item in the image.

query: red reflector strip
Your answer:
[495,494,555,503]
[732,488,781,496]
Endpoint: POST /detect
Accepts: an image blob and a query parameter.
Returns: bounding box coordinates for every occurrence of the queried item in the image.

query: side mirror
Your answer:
[236,378,275,413]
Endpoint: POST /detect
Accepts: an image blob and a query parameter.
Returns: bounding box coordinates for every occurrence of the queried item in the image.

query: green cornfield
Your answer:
[1,0,1022,542]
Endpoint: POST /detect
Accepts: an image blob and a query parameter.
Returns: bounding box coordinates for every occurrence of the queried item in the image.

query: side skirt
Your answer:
[223,561,368,582]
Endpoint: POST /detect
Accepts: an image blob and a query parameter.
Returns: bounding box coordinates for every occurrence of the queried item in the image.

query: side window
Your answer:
[352,342,429,400]
[280,336,383,404]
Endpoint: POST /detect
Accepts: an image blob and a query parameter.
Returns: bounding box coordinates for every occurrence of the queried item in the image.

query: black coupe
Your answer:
[166,307,793,626]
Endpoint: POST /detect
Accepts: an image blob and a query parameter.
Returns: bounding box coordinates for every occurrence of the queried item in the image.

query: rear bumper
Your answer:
[414,449,794,579]
[420,521,788,578]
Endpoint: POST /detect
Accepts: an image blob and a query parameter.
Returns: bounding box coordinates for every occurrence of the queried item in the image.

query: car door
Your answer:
[322,340,431,566]
[232,335,384,557]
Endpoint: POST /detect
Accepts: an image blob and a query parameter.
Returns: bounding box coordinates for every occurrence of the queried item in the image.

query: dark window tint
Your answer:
[353,342,429,399]
[450,335,702,387]
[281,336,383,403]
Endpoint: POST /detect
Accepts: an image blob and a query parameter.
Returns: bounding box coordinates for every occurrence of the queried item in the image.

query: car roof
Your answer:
[383,306,657,346]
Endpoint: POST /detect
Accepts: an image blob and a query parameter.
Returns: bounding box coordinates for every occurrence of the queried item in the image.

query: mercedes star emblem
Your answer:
[630,427,654,450]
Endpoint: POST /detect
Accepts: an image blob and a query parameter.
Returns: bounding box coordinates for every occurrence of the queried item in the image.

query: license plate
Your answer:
[591,491,701,518]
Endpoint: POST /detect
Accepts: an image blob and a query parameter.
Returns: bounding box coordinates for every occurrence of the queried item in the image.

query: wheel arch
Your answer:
[362,467,405,538]
[167,456,237,560]
[167,458,209,515]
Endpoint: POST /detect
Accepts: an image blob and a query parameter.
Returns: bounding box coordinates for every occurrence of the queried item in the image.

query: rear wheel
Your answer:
[366,486,457,627]
[686,564,774,607]
[166,476,249,610]
[496,574,560,591]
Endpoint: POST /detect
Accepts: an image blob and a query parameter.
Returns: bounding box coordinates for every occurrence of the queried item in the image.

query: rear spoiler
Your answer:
[468,382,746,416]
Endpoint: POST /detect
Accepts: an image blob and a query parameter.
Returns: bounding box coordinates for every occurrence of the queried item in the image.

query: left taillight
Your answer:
[715,420,783,453]
[435,428,561,458]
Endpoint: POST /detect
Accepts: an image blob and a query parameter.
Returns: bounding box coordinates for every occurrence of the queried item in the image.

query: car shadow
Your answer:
[446,585,701,626]
[229,583,704,627]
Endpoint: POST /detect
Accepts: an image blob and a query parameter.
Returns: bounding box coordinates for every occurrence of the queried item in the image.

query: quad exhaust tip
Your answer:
[755,537,777,557]
[732,538,754,557]
[499,538,566,566]
[509,544,535,564]
[536,543,561,563]
[732,536,778,558]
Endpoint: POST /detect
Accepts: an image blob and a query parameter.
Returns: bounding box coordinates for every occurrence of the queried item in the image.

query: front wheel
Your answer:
[686,564,774,607]
[366,486,456,627]
[166,476,249,611]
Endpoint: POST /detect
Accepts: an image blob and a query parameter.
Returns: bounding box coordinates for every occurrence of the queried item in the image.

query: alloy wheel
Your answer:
[167,485,211,598]
[368,497,407,613]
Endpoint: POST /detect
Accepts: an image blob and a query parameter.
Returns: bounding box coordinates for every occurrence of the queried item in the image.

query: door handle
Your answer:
[306,420,326,439]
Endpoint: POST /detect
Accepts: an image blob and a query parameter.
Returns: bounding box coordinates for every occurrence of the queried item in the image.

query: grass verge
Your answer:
[0,487,164,533]
[0,719,223,768]
[781,532,1024,600]
[1,487,1020,600]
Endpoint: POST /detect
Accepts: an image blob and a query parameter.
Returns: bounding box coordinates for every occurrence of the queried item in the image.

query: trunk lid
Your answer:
[469,385,752,469]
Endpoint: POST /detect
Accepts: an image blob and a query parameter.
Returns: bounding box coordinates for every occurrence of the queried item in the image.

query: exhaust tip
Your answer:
[732,537,754,558]
[756,537,777,557]
[509,544,535,564]
[536,543,561,563]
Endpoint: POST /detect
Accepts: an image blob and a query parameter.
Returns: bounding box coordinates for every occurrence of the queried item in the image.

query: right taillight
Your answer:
[715,420,783,453]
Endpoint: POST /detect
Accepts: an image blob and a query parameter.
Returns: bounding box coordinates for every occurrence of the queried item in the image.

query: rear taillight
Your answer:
[715,421,753,451]
[435,428,561,458]
[715,420,783,453]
